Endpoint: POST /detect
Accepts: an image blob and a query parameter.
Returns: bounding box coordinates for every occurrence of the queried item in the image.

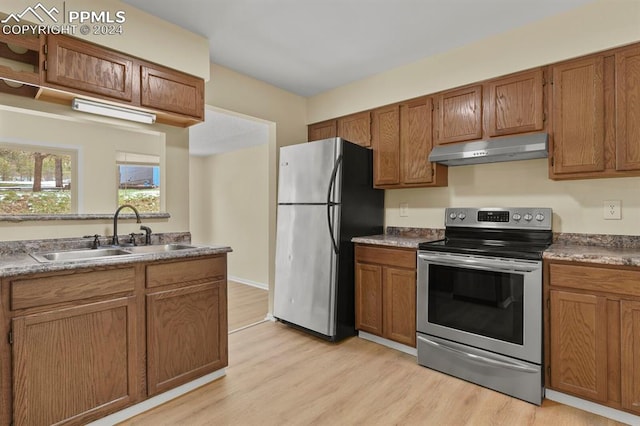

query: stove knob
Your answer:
[457,213,466,220]
[524,213,533,221]
[449,212,457,220]
[535,213,545,222]
[513,213,522,221]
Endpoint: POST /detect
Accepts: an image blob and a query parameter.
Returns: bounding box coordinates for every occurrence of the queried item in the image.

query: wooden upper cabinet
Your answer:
[615,45,640,172]
[550,55,605,176]
[550,289,608,402]
[45,35,134,102]
[400,97,446,186]
[337,111,371,147]
[435,85,482,144]
[485,68,544,137]
[308,119,337,141]
[141,64,204,120]
[0,33,42,95]
[371,104,400,186]
[621,300,640,414]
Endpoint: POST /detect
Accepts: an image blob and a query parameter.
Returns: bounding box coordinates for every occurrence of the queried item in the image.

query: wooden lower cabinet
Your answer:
[383,267,417,346]
[147,281,227,396]
[546,260,640,415]
[354,263,383,336]
[549,289,608,401]
[621,300,640,413]
[12,297,139,426]
[1,254,228,425]
[355,244,416,347]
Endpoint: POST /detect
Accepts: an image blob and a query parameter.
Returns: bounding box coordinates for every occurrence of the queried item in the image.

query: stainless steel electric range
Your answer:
[416,207,552,405]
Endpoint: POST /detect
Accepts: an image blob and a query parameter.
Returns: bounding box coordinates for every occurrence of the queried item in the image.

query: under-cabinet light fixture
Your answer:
[71,98,156,124]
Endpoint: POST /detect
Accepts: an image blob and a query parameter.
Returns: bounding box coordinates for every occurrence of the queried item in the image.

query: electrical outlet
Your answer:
[399,202,409,217]
[603,200,621,220]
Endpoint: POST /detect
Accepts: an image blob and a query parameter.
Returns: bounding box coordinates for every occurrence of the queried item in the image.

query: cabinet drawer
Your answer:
[146,256,226,288]
[10,268,136,310]
[549,263,640,297]
[355,245,416,269]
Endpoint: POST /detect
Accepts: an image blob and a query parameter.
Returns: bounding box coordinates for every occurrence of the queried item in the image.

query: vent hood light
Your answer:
[71,98,156,124]
[428,133,548,166]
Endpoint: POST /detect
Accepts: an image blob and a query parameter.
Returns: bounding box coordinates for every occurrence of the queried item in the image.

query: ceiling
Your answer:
[122,0,595,156]
[189,108,269,156]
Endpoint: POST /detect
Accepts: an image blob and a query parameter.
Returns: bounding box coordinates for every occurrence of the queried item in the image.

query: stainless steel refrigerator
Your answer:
[274,137,384,341]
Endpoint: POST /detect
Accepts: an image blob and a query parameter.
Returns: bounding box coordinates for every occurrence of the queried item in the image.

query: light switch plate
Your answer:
[603,200,621,220]
[399,202,409,217]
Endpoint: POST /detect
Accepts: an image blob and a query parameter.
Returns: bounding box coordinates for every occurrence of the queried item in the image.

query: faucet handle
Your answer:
[128,232,144,246]
[83,234,101,249]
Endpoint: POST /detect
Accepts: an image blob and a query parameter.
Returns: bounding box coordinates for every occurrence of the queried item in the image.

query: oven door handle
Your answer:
[417,253,539,273]
[417,335,539,374]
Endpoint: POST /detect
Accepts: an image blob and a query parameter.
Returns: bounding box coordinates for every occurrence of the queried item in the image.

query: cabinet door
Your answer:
[435,85,482,144]
[549,290,608,402]
[400,97,434,185]
[141,65,204,120]
[12,297,138,426]
[308,119,337,141]
[45,35,134,102]
[383,267,416,347]
[147,281,227,396]
[355,262,383,336]
[621,300,640,414]
[371,104,400,186]
[550,56,605,175]
[486,69,544,137]
[615,46,640,171]
[337,111,371,147]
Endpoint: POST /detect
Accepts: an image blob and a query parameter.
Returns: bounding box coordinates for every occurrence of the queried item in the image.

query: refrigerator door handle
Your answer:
[326,155,342,254]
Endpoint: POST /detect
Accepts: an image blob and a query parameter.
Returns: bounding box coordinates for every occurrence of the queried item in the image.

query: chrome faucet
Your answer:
[112,204,141,246]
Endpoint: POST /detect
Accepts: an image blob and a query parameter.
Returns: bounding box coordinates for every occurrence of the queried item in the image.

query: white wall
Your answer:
[307,0,640,235]
[192,64,307,309]
[190,143,269,286]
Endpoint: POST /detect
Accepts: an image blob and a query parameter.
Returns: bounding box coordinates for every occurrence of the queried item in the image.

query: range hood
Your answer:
[428,133,548,166]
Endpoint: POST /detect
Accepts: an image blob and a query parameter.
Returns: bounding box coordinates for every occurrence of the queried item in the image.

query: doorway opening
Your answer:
[188,106,272,333]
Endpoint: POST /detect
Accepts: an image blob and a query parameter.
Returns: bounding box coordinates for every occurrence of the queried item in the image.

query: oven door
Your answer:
[417,251,542,364]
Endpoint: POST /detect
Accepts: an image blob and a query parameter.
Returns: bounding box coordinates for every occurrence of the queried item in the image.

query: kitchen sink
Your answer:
[30,248,132,263]
[123,244,197,254]
[30,244,197,263]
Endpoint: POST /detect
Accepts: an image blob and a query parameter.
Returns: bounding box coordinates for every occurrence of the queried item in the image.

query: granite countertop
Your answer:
[351,234,436,249]
[354,229,640,267]
[543,244,640,267]
[0,244,232,278]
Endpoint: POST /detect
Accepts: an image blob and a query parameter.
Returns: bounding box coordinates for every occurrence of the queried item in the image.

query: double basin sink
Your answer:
[30,244,197,263]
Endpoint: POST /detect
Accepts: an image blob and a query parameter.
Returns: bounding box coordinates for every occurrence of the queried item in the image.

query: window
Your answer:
[0,144,76,214]
[116,152,160,213]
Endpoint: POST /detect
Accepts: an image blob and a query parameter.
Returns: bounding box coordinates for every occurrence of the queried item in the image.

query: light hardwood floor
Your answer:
[227,280,268,332]
[122,322,623,425]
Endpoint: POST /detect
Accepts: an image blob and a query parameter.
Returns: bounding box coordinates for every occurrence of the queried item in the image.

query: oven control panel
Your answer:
[444,207,552,230]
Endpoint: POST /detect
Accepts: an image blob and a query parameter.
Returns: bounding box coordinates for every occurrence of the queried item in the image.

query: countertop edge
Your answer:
[0,245,232,278]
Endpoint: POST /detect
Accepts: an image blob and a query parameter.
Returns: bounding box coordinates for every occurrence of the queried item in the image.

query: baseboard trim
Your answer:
[88,369,226,425]
[265,313,276,322]
[545,389,640,424]
[358,331,417,357]
[228,275,268,290]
